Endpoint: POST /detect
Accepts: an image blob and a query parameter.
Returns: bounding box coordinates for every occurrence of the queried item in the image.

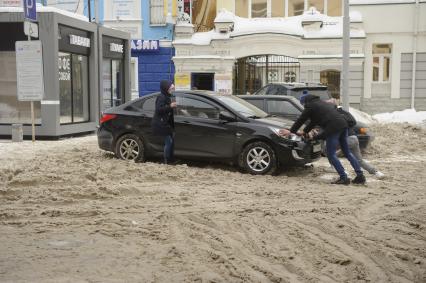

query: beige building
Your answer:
[172,0,426,114]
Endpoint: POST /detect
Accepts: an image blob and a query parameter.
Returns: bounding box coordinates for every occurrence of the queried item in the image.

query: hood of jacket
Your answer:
[160,80,173,96]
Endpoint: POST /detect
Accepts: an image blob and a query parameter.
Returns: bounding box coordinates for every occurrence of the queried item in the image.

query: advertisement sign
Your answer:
[175,73,191,91]
[215,74,232,95]
[15,41,44,101]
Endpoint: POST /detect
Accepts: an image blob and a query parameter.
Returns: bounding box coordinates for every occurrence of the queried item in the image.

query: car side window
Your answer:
[142,97,156,113]
[255,86,269,95]
[267,85,279,95]
[245,99,265,111]
[267,100,301,115]
[176,97,220,119]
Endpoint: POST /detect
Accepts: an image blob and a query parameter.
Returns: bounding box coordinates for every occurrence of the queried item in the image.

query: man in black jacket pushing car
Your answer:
[288,93,366,185]
[151,80,177,164]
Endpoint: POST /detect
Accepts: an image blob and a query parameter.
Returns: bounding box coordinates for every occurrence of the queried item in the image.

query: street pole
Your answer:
[27,32,35,142]
[342,0,350,111]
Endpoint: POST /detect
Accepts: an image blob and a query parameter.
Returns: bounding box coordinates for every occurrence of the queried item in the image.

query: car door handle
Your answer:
[182,120,191,124]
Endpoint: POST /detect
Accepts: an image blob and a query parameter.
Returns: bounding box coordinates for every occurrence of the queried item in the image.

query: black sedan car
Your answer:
[98,91,322,175]
[239,95,374,150]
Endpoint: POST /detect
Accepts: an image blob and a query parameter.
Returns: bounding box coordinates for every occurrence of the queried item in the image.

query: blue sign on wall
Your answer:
[23,0,37,21]
[131,40,160,53]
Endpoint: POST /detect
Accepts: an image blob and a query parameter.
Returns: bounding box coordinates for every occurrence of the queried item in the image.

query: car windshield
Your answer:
[288,89,330,100]
[216,95,268,118]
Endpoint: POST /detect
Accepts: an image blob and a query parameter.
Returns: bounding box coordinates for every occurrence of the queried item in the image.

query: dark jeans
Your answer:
[164,134,174,163]
[326,128,363,179]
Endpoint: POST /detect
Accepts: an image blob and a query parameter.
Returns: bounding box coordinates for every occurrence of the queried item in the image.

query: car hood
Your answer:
[251,116,294,129]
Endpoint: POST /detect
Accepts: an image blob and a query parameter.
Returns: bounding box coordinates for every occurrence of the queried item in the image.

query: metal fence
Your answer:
[234,55,300,95]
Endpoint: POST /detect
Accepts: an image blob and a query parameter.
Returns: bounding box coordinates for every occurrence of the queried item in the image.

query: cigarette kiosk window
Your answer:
[58,52,89,124]
[58,25,90,124]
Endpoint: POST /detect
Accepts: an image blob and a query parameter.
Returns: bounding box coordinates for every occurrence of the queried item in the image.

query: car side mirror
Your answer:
[219,111,236,122]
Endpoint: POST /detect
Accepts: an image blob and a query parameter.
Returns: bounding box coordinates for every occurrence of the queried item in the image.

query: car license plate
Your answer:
[313,143,321,152]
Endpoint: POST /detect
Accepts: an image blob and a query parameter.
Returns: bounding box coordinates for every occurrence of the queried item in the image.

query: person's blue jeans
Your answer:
[326,128,363,179]
[164,134,174,163]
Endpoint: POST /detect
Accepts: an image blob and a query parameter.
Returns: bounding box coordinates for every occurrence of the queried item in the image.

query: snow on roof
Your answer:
[0,3,88,21]
[350,0,415,4]
[373,109,426,125]
[175,9,365,46]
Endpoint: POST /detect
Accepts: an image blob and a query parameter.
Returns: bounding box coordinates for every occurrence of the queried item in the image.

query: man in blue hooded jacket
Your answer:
[151,80,177,164]
[289,93,366,185]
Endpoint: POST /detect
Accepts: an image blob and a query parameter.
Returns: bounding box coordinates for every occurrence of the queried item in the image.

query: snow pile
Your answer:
[373,109,426,125]
[175,9,365,46]
[349,107,375,125]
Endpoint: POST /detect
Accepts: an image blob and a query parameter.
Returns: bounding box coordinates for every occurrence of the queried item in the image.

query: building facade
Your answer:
[172,0,426,114]
[102,0,176,98]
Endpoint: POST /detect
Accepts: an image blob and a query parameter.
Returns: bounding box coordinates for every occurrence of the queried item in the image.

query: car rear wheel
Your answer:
[240,141,277,175]
[115,134,145,162]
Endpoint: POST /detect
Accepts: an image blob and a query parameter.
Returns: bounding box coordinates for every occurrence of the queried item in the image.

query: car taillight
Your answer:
[358,127,368,135]
[100,113,117,124]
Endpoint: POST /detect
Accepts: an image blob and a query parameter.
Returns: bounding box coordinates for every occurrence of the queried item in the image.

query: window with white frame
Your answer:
[150,0,165,24]
[372,44,392,82]
[235,0,341,18]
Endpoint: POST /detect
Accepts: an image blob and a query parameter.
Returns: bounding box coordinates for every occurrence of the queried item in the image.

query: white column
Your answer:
[267,0,272,17]
[324,0,328,15]
[342,0,350,110]
[304,0,308,11]
[285,0,288,17]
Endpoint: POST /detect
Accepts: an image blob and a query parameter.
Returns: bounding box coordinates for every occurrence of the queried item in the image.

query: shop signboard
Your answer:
[215,74,232,95]
[175,73,191,91]
[131,40,160,53]
[15,41,44,101]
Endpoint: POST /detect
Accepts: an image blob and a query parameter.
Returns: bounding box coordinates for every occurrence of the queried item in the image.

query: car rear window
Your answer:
[288,89,330,100]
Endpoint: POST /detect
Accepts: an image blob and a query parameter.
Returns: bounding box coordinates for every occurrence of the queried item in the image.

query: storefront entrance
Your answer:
[234,55,300,95]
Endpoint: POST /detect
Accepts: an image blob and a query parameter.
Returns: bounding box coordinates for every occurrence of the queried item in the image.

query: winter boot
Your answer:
[352,174,366,185]
[331,177,350,185]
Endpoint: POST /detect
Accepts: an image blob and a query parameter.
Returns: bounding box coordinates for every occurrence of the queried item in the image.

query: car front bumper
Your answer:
[273,137,323,166]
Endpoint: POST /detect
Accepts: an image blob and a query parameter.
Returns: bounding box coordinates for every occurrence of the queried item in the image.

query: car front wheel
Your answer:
[240,141,277,175]
[115,134,145,162]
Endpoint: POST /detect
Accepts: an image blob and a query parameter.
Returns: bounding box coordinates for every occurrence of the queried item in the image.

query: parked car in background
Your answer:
[98,91,323,175]
[238,95,374,150]
[252,82,332,101]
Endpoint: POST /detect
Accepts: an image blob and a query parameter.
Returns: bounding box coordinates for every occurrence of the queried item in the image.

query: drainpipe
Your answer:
[410,0,419,109]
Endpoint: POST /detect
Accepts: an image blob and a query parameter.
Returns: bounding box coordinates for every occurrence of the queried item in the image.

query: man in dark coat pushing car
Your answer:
[151,80,177,164]
[285,93,366,185]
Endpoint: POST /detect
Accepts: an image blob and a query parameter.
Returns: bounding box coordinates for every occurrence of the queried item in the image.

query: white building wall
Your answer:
[351,2,426,113]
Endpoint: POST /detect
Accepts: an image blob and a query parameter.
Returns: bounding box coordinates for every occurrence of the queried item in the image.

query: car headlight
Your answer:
[269,127,302,141]
[358,127,368,135]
